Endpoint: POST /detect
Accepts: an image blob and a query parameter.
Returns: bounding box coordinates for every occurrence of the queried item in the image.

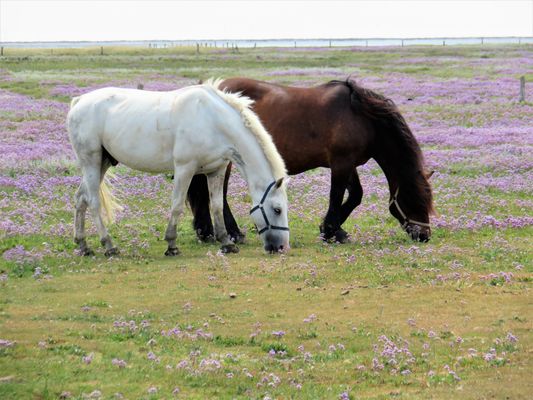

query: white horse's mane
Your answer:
[204,78,287,180]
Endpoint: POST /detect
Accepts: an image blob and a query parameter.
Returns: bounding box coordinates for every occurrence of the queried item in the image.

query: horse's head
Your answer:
[389,195,431,242]
[250,178,290,253]
[389,171,434,242]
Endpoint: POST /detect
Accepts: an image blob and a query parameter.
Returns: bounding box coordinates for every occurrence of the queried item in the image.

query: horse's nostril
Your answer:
[279,245,284,251]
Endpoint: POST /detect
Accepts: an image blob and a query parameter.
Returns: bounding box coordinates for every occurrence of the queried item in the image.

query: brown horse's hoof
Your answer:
[165,247,180,256]
[104,247,119,257]
[221,244,239,254]
[196,229,216,243]
[334,229,351,244]
[230,233,246,245]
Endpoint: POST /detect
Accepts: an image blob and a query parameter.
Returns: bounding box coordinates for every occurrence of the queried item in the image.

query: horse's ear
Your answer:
[426,170,435,180]
[275,177,284,188]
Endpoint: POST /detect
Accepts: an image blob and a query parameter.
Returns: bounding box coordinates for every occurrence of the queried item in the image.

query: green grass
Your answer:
[0,44,532,399]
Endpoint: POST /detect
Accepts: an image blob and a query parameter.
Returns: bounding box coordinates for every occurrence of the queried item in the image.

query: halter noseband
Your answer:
[250,180,290,235]
[389,187,430,230]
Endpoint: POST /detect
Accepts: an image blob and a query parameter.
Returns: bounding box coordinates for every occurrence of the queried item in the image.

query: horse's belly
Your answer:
[119,152,174,172]
[103,130,175,172]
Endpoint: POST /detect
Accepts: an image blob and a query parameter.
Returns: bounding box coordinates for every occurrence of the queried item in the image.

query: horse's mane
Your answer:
[204,78,287,180]
[327,79,434,215]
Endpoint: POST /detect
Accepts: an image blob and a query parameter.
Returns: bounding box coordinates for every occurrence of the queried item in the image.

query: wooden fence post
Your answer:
[0,47,3,56]
[137,83,144,90]
[100,46,104,55]
[519,76,525,102]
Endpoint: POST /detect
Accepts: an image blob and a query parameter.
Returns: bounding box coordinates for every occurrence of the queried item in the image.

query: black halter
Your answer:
[250,181,290,235]
[389,187,430,230]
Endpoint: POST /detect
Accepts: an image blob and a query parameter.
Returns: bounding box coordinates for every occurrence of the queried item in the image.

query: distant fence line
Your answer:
[1,37,532,51]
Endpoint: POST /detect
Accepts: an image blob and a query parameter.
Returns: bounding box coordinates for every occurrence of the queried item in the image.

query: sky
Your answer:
[0,0,532,42]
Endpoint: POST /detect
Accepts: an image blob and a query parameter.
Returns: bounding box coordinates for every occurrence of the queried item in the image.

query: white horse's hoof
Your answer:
[164,247,180,256]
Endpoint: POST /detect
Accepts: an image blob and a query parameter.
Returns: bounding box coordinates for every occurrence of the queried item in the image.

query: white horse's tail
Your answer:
[99,173,123,224]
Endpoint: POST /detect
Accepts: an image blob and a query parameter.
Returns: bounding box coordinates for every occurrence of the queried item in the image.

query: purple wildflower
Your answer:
[82,353,94,365]
[506,332,518,343]
[112,358,127,368]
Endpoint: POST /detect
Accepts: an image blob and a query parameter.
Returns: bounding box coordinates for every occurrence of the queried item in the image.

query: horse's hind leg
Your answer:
[188,174,216,243]
[207,166,239,254]
[222,163,245,244]
[164,165,196,256]
[320,163,353,243]
[77,151,117,257]
[74,182,93,256]
[97,158,119,256]
[337,168,363,229]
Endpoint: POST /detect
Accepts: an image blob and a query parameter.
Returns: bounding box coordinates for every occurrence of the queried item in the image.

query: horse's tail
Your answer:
[70,96,81,109]
[204,78,287,180]
[98,171,123,224]
[337,79,434,214]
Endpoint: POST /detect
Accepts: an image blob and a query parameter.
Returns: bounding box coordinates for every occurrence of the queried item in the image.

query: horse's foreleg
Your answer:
[222,163,245,244]
[164,167,195,256]
[337,169,363,227]
[207,167,239,254]
[320,164,353,243]
[188,174,215,243]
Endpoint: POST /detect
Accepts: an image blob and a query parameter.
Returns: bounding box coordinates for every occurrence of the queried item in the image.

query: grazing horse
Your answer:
[67,79,289,256]
[188,78,434,243]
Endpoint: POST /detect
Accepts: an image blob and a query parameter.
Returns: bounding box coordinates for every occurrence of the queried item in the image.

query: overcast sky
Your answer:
[0,0,531,42]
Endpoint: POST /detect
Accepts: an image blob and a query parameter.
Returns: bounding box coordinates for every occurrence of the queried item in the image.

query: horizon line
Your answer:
[1,35,532,45]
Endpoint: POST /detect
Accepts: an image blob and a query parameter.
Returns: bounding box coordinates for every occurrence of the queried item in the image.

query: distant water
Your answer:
[2,37,532,49]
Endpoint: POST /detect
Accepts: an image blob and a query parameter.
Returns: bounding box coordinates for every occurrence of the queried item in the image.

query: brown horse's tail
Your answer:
[334,79,434,215]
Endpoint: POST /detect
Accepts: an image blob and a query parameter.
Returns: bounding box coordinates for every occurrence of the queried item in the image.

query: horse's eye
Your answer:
[273,207,282,215]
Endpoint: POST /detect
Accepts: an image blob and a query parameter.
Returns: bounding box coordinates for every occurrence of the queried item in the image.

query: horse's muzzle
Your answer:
[264,233,289,254]
[406,224,431,242]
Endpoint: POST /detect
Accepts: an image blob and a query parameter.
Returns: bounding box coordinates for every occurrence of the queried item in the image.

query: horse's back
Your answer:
[67,85,239,173]
[220,78,363,172]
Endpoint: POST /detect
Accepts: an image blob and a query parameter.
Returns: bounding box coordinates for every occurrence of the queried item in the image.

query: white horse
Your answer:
[67,79,289,256]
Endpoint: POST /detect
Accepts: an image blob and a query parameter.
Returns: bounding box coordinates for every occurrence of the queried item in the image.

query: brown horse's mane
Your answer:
[327,79,434,215]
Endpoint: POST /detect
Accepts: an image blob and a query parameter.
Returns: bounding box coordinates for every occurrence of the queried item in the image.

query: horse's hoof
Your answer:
[231,233,246,245]
[334,229,351,244]
[164,247,180,256]
[104,247,119,257]
[319,223,335,242]
[196,229,216,243]
[82,248,95,257]
[221,244,239,254]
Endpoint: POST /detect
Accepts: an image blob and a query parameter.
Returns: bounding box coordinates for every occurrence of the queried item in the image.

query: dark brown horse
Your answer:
[188,78,434,243]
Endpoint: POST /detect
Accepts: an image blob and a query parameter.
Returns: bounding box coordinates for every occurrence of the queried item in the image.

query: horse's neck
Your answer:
[228,133,276,202]
[372,137,407,194]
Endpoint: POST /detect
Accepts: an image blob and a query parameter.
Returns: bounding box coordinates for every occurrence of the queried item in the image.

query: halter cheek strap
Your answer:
[389,187,430,230]
[250,181,290,234]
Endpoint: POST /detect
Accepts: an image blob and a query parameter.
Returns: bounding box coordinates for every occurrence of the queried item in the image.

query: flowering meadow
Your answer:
[0,45,531,399]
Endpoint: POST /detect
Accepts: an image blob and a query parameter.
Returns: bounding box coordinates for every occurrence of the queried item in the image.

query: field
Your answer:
[0,44,532,399]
